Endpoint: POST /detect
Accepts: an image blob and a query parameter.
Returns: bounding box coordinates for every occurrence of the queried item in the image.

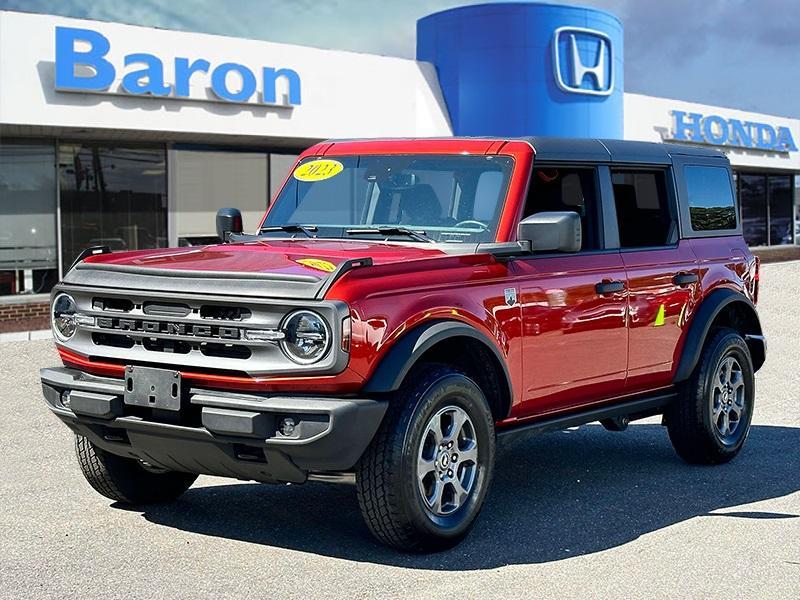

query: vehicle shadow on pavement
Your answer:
[132,423,800,570]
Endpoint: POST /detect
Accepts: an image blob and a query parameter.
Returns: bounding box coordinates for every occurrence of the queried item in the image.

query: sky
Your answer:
[1,0,798,118]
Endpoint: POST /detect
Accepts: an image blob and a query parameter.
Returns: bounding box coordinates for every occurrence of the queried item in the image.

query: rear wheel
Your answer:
[356,364,495,552]
[667,328,754,464]
[75,435,197,504]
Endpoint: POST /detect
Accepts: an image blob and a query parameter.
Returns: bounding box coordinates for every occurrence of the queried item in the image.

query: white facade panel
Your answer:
[624,93,800,172]
[0,11,452,141]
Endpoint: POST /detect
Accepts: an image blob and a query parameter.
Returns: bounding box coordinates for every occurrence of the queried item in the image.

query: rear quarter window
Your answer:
[684,166,737,231]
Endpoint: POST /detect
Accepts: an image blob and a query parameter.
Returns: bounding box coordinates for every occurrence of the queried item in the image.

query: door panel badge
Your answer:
[504,287,517,307]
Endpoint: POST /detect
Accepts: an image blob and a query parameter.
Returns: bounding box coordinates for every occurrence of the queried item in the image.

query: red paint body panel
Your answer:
[689,236,756,303]
[83,239,450,279]
[510,252,628,417]
[622,241,701,393]
[327,252,523,402]
[59,137,757,428]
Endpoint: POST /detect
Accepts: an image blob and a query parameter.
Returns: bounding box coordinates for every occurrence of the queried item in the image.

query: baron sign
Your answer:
[669,110,797,153]
[54,26,302,107]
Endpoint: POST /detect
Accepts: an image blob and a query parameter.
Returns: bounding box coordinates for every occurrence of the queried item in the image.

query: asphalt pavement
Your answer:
[1,262,798,599]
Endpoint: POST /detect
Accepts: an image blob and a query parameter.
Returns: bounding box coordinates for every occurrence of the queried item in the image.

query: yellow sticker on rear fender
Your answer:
[293,159,343,182]
[654,304,666,327]
[296,258,337,272]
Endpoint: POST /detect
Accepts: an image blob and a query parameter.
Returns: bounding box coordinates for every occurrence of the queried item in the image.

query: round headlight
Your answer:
[52,293,78,341]
[280,310,331,364]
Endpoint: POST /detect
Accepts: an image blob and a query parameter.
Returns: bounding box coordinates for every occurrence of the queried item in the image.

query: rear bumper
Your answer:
[41,367,387,484]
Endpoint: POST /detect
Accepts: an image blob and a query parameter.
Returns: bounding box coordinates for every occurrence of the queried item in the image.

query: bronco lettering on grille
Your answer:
[96,316,240,340]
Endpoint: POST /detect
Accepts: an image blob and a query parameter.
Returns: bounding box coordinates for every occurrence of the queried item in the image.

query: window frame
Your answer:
[602,164,680,252]
[672,156,742,239]
[520,161,611,255]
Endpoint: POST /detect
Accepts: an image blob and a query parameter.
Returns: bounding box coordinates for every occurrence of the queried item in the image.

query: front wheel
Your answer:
[667,328,755,464]
[356,364,495,552]
[75,435,197,504]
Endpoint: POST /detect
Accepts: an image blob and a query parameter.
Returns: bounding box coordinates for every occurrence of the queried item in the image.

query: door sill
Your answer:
[497,390,677,441]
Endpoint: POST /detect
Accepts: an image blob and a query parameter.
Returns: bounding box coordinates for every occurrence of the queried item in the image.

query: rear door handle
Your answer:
[673,272,699,287]
[596,280,626,295]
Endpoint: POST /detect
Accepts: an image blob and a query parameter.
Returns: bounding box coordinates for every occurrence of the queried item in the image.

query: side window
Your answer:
[611,170,674,248]
[524,167,600,250]
[684,166,737,231]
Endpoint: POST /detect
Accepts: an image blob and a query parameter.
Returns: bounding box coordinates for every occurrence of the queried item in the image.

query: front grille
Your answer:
[58,286,347,377]
[87,298,260,359]
[199,305,251,321]
[92,297,134,312]
[143,301,191,317]
[142,337,192,354]
[91,332,135,349]
[200,343,252,360]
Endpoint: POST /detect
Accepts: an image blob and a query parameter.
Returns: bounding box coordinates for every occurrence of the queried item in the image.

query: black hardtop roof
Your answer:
[521,136,726,164]
[320,136,726,164]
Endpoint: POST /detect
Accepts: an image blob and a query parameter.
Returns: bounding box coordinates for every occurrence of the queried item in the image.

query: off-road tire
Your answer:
[356,363,495,552]
[667,328,755,465]
[75,435,197,504]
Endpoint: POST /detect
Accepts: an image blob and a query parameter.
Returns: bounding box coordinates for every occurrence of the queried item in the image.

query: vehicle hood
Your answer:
[81,239,448,278]
[62,240,450,299]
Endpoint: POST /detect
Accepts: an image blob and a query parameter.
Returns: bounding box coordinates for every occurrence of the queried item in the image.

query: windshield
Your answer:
[262,154,514,243]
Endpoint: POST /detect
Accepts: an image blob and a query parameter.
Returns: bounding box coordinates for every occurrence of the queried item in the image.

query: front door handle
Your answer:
[596,280,626,295]
[673,272,699,287]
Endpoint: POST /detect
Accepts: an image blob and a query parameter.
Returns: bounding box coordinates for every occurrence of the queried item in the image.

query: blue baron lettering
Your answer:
[54,26,302,106]
[670,110,797,153]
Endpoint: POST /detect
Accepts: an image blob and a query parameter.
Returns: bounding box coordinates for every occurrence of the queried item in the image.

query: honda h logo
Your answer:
[553,27,614,96]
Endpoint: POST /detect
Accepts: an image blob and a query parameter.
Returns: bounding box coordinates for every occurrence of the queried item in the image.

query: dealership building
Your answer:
[0,4,798,331]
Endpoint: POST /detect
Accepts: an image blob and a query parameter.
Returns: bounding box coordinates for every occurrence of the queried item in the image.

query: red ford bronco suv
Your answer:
[42,137,765,552]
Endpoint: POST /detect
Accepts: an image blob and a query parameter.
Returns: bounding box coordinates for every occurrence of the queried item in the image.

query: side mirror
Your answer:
[216,208,243,242]
[517,211,581,253]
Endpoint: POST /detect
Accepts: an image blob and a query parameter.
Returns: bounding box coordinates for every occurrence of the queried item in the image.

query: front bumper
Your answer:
[41,367,387,484]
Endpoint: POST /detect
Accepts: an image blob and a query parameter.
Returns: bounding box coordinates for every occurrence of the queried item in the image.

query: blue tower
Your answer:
[417,2,624,138]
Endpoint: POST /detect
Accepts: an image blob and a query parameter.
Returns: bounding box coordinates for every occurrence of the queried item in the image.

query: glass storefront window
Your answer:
[172,149,268,245]
[795,176,800,241]
[269,153,300,198]
[59,144,167,267]
[0,141,58,296]
[768,175,793,245]
[738,174,767,247]
[737,173,797,246]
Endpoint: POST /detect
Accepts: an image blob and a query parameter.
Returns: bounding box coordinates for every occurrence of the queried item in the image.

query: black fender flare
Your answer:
[674,288,765,383]
[362,320,513,403]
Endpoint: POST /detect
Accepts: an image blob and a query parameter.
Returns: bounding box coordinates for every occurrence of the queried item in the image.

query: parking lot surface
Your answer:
[1,262,798,599]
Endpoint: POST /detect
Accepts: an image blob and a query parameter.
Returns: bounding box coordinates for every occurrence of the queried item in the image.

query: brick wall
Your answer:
[753,245,800,264]
[0,301,50,333]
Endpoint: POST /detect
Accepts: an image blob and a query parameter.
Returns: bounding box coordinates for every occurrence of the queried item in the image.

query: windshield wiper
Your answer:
[345,226,434,243]
[259,224,318,238]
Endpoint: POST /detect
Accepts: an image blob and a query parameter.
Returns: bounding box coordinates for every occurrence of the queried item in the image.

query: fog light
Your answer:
[60,392,71,409]
[279,417,296,436]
